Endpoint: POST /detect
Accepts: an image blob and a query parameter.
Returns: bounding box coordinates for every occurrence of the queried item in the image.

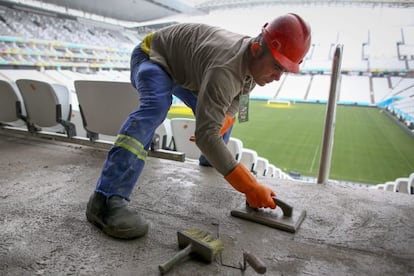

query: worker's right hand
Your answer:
[244,182,276,209]
[225,163,276,209]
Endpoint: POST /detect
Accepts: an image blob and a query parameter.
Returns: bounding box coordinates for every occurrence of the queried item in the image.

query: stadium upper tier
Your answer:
[0,5,140,69]
[1,4,414,72]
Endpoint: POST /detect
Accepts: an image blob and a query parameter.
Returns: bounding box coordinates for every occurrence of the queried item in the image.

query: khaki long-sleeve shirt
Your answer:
[145,23,256,176]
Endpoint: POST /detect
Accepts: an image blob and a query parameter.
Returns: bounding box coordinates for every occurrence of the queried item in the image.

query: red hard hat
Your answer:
[262,13,311,73]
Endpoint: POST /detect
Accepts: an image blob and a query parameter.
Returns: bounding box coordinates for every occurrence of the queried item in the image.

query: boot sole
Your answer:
[86,212,148,240]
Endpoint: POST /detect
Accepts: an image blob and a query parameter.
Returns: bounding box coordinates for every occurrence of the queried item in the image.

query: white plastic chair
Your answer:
[74,80,139,141]
[170,118,201,160]
[0,80,26,127]
[376,184,385,190]
[226,137,243,162]
[267,164,276,178]
[255,157,269,177]
[393,177,409,193]
[154,118,173,150]
[384,181,395,192]
[16,79,76,137]
[393,172,414,194]
[240,148,258,173]
[409,172,414,194]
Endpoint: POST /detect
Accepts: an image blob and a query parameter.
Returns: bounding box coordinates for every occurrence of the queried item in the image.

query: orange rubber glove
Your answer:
[189,113,235,142]
[225,163,276,209]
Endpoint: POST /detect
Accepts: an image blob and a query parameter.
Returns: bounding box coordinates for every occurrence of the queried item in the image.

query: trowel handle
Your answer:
[273,198,293,217]
[243,251,267,274]
[159,244,192,275]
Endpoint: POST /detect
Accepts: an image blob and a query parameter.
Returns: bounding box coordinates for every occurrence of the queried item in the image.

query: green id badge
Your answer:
[238,94,249,123]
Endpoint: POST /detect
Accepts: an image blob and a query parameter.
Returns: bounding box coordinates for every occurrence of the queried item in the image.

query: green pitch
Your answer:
[168,101,414,185]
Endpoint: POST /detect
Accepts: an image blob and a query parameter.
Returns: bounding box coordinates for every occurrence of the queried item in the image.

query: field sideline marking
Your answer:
[310,145,319,173]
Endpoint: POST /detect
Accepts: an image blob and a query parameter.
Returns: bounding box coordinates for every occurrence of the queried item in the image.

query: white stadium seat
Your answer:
[16,79,76,137]
[170,118,201,160]
[0,79,26,128]
[74,80,139,141]
[240,148,258,174]
[226,137,243,162]
[255,157,269,177]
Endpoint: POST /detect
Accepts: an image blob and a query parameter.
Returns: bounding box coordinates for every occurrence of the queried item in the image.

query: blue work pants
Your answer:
[95,45,231,200]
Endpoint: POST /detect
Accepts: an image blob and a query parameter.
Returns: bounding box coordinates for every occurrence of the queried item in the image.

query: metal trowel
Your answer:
[231,198,306,233]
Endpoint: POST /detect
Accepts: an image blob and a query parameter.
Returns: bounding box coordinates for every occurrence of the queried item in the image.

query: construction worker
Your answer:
[86,13,311,239]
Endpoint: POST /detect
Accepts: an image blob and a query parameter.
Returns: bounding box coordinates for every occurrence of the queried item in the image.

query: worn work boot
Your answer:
[86,192,149,239]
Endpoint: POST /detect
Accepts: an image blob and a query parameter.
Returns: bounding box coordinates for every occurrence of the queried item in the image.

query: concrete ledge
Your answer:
[0,133,413,275]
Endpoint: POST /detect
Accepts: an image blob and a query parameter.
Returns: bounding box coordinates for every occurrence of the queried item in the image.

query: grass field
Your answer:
[168,101,414,185]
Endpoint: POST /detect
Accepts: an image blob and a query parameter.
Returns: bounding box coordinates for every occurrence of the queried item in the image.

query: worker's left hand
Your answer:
[189,113,235,142]
[219,113,235,136]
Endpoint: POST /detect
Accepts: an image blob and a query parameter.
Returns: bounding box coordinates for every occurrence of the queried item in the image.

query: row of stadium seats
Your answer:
[0,79,141,141]
[0,78,291,180]
[229,138,293,180]
[382,78,414,127]
[158,117,292,180]
[2,68,413,118]
[0,78,76,136]
[369,172,414,194]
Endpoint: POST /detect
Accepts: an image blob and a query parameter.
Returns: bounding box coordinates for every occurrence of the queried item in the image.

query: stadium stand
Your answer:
[306,74,331,103]
[302,27,337,72]
[0,5,135,70]
[249,79,282,100]
[372,77,391,104]
[276,74,312,102]
[339,75,372,106]
[0,69,57,82]
[382,78,414,126]
[399,26,414,70]
[369,26,406,72]
[337,27,368,72]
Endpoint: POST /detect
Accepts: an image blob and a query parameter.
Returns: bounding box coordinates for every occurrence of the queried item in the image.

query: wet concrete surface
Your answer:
[1,132,414,276]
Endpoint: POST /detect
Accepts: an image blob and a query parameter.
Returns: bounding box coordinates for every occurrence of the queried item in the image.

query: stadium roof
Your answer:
[3,0,413,24]
[195,0,414,12]
[1,0,204,22]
